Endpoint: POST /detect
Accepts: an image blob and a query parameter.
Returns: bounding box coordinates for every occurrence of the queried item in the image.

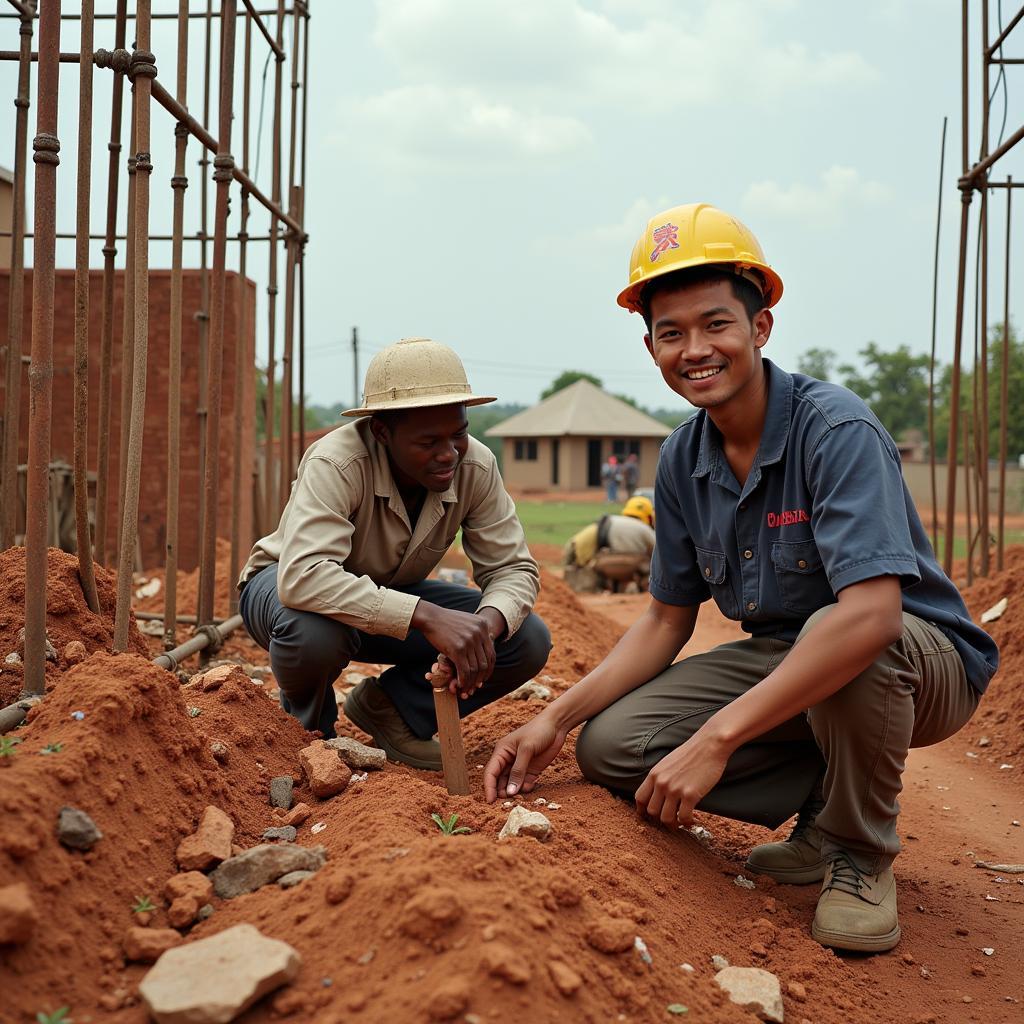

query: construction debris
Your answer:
[326,736,388,770]
[714,966,784,1023]
[498,805,552,842]
[211,843,328,899]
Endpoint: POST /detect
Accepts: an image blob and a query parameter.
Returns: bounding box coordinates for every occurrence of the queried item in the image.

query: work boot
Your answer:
[744,790,826,884]
[342,677,442,772]
[811,851,901,953]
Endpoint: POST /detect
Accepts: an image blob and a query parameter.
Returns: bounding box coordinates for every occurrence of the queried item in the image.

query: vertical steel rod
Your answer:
[997,178,1011,570]
[0,2,33,551]
[963,410,973,585]
[197,0,238,630]
[164,0,190,649]
[94,0,128,566]
[113,3,157,650]
[977,1,990,576]
[297,0,307,459]
[279,185,296,507]
[22,0,61,695]
[73,0,100,612]
[928,116,947,554]
[116,115,137,564]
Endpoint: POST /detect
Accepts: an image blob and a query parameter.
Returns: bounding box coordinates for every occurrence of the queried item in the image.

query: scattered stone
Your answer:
[282,803,312,827]
[325,736,387,770]
[787,980,807,1002]
[192,664,236,691]
[167,895,200,929]
[546,802,562,810]
[480,941,531,984]
[198,904,214,921]
[714,966,784,1023]
[18,627,59,663]
[498,805,552,842]
[356,947,376,965]
[548,960,582,996]
[982,947,995,956]
[734,875,756,890]
[262,826,297,843]
[510,680,552,701]
[978,736,991,747]
[711,954,730,971]
[278,871,315,889]
[175,806,234,871]
[0,882,37,944]
[533,797,547,806]
[679,963,695,973]
[124,927,183,963]
[57,806,102,850]
[971,965,986,977]
[955,926,970,936]
[585,915,635,954]
[299,740,352,798]
[269,776,294,809]
[324,873,354,905]
[634,935,653,964]
[209,741,229,764]
[211,843,328,899]
[4,651,21,665]
[750,942,768,958]
[138,923,300,1023]
[63,640,87,665]
[426,977,471,1020]
[901,953,916,966]
[399,888,464,943]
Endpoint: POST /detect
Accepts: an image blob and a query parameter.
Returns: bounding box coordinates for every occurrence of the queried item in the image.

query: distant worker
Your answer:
[486,203,998,955]
[238,338,551,770]
[562,496,655,594]
[601,454,621,502]
[622,452,640,497]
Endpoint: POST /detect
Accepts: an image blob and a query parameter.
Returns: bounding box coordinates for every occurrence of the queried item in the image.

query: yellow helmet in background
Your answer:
[616,203,784,315]
[622,495,654,527]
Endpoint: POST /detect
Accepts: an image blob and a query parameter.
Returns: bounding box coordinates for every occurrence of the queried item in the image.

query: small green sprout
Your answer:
[0,735,22,757]
[188,706,203,718]
[431,812,472,836]
[131,895,156,914]
[40,742,63,755]
[36,1010,72,1024]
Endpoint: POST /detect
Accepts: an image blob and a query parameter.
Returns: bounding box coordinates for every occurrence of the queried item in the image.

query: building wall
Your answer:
[902,460,1024,517]
[0,268,256,570]
[0,178,12,271]
[499,434,664,492]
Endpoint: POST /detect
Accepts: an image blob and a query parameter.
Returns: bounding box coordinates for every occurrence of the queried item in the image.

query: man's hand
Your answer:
[483,716,568,801]
[633,729,733,828]
[413,602,499,697]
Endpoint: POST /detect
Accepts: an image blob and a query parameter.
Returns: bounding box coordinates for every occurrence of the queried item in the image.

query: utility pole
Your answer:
[352,326,359,408]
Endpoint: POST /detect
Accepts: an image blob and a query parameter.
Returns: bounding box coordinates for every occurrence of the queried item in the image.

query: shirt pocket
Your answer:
[694,546,740,619]
[771,539,834,614]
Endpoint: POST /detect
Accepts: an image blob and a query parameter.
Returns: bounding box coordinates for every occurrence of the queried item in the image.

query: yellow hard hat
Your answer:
[622,495,654,527]
[616,203,784,314]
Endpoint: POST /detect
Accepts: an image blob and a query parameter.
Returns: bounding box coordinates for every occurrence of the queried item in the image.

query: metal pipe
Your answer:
[164,0,190,651]
[963,410,973,585]
[279,185,297,510]
[297,1,307,460]
[22,0,61,696]
[977,0,990,577]
[0,3,33,551]
[73,0,100,613]
[196,0,213,564]
[197,0,238,632]
[0,696,40,735]
[4,0,32,18]
[927,116,947,554]
[961,120,1024,188]
[0,229,275,240]
[113,6,157,651]
[152,613,243,671]
[93,0,127,567]
[240,0,283,58]
[998,178,1011,570]
[987,3,1024,55]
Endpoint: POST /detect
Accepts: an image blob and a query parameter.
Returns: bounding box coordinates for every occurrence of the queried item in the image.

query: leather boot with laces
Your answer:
[744,791,826,884]
[812,851,900,953]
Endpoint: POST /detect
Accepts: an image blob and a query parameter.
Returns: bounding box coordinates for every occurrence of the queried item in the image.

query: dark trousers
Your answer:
[239,563,552,739]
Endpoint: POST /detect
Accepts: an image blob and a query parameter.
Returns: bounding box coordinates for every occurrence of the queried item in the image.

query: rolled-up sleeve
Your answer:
[276,455,420,638]
[649,450,708,606]
[806,420,921,594]
[460,454,540,637]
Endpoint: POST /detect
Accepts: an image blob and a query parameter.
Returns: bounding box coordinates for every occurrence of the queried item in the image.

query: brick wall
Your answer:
[0,267,256,571]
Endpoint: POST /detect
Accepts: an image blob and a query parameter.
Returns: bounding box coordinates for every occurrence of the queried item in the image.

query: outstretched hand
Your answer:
[483,716,568,802]
[633,732,731,829]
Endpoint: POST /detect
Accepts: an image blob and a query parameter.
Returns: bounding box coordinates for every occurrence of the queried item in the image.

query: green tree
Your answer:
[839,343,931,439]
[468,403,526,470]
[540,371,602,400]
[797,347,837,381]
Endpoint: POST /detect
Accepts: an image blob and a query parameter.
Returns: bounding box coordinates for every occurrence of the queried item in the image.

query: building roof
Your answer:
[485,378,673,439]
[0,166,14,185]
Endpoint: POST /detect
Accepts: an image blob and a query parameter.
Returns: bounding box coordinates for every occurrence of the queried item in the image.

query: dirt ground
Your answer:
[1,547,1021,1024]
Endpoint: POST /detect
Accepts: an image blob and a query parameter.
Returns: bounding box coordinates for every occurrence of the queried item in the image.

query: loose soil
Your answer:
[0,548,1021,1023]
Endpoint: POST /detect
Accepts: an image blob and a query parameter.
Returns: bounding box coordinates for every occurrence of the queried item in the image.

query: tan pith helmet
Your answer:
[342,337,496,417]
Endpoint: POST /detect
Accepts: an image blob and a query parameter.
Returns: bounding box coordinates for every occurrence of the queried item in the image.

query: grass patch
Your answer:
[514,500,613,549]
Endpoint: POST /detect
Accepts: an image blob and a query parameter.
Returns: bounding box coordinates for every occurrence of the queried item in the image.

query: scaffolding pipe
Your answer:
[998,179,1011,570]
[196,0,212,565]
[977,2,990,577]
[22,0,61,696]
[927,116,947,554]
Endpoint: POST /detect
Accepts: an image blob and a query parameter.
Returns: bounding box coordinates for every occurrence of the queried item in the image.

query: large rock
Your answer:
[124,927,183,964]
[139,923,300,1023]
[714,966,784,1023]
[325,736,387,770]
[299,740,351,798]
[211,843,327,899]
[0,882,37,944]
[57,806,102,850]
[176,806,235,871]
[498,806,552,842]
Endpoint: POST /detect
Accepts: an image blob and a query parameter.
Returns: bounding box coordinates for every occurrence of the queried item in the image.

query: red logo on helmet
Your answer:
[650,222,680,262]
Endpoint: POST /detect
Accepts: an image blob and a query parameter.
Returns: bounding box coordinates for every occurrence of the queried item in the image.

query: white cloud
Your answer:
[742,166,892,228]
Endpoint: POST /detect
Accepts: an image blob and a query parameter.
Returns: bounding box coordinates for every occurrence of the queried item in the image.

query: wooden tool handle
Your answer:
[430,667,471,796]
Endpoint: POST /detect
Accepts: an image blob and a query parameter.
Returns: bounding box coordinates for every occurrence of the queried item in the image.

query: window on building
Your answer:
[611,439,641,457]
[514,439,538,461]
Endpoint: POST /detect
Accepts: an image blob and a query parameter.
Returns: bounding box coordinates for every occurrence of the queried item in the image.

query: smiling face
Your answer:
[370,404,470,495]
[643,278,773,415]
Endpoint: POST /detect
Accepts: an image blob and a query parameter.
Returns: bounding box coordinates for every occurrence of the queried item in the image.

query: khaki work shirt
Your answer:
[240,418,540,640]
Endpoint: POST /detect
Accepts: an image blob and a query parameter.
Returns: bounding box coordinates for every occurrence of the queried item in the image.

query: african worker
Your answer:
[239,337,551,771]
[562,495,656,594]
[484,204,998,953]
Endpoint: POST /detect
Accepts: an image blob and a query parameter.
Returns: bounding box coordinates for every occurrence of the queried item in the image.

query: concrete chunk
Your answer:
[211,843,327,899]
[324,736,387,770]
[498,805,552,842]
[714,966,784,1023]
[269,776,294,809]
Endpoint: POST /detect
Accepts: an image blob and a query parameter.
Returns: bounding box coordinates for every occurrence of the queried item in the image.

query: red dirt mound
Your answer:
[0,546,149,707]
[137,536,237,621]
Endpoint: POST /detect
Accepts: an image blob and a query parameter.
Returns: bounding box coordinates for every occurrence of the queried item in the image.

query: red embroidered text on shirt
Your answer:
[767,509,810,528]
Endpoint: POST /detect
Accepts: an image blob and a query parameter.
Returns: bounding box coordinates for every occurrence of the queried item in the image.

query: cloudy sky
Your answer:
[3,1,1023,415]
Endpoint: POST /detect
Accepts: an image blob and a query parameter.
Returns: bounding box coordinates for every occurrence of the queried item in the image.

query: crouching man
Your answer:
[239,337,551,770]
[484,205,998,953]
[563,496,656,594]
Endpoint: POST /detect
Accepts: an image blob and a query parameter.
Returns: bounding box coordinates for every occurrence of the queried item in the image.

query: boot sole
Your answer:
[342,687,443,772]
[744,860,827,885]
[811,921,901,953]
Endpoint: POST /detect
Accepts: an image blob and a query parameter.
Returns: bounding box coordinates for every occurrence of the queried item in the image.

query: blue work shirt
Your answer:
[650,359,999,695]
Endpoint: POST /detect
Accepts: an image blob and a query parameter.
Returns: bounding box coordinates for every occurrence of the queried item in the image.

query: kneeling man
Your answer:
[240,337,551,770]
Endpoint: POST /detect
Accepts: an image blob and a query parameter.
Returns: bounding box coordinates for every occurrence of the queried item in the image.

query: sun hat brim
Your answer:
[341,391,497,418]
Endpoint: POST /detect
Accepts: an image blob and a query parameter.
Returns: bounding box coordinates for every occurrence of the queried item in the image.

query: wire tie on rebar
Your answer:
[171,174,189,191]
[195,623,224,654]
[174,122,189,140]
[101,245,117,258]
[94,47,132,75]
[135,151,153,175]
[32,133,60,167]
[128,48,158,82]
[213,154,235,182]
[14,96,29,109]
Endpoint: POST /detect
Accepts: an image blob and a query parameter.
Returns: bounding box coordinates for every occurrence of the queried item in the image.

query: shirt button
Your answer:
[798,559,807,569]
[743,549,753,559]
[746,601,757,612]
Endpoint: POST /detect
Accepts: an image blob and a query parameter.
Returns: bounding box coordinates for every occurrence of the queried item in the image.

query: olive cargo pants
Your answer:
[575,608,979,872]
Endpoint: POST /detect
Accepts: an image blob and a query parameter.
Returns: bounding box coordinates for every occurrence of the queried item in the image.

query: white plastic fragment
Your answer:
[679,963,695,973]
[982,947,995,956]
[310,822,327,835]
[980,597,1008,623]
[634,936,652,965]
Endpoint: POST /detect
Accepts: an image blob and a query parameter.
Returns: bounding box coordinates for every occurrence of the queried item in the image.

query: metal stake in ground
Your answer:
[429,664,471,796]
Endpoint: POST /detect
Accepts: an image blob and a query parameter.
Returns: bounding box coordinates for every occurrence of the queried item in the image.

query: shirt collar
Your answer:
[690,358,793,479]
